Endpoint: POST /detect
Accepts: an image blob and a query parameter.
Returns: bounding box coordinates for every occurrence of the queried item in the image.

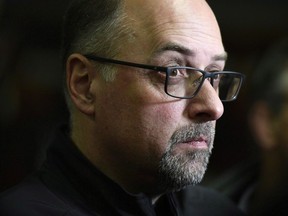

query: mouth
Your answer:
[178,136,208,149]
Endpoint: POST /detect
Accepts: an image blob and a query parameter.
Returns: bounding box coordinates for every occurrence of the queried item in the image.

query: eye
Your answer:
[170,68,181,77]
[210,73,222,89]
[169,68,189,78]
[213,73,220,80]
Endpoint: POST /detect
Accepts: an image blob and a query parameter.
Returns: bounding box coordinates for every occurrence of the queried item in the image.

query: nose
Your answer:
[186,80,224,122]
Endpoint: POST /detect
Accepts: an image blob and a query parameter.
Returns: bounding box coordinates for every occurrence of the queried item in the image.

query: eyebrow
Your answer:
[153,42,228,62]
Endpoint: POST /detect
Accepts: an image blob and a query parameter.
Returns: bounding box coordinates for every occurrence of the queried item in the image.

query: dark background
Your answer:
[0,0,288,191]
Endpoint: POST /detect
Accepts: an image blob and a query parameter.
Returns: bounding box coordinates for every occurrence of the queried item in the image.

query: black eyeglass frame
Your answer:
[84,54,245,102]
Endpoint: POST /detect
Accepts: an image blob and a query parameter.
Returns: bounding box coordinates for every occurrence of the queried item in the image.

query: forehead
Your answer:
[122,0,224,60]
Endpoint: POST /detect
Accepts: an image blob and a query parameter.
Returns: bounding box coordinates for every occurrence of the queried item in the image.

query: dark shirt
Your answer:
[0,126,245,216]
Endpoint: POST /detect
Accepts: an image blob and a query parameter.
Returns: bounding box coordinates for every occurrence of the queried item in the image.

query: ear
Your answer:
[66,53,95,116]
[249,101,276,150]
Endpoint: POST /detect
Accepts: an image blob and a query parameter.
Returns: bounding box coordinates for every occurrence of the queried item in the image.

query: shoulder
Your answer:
[177,185,246,216]
[0,176,74,216]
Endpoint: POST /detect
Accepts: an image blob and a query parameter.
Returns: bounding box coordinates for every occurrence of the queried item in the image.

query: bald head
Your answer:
[65,0,226,194]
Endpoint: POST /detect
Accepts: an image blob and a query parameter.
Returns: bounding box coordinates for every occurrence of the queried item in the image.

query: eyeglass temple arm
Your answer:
[84,54,168,72]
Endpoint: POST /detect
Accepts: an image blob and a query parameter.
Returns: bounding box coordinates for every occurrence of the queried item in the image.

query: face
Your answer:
[90,0,225,193]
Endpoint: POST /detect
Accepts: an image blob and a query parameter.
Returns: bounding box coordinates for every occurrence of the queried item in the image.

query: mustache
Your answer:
[168,122,215,149]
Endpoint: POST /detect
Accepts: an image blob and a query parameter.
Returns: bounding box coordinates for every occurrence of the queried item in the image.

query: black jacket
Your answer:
[0,127,245,216]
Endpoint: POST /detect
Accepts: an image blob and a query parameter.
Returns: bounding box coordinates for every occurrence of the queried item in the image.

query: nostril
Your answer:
[195,106,223,122]
[195,112,217,122]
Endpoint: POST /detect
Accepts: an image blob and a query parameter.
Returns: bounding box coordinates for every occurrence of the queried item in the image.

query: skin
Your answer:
[67,0,225,196]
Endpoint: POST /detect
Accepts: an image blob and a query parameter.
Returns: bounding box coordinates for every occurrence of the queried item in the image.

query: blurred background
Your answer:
[0,0,288,191]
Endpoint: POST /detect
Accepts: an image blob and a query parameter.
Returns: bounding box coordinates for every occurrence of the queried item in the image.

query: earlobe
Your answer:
[66,54,95,116]
[249,102,275,150]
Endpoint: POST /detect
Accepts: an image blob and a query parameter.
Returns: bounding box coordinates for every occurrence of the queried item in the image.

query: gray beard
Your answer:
[157,122,215,192]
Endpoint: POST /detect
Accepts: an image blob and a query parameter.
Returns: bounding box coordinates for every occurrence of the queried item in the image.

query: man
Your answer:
[246,38,288,216]
[0,0,245,215]
[207,38,288,216]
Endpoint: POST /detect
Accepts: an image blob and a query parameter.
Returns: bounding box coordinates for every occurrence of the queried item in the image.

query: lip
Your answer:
[179,136,208,149]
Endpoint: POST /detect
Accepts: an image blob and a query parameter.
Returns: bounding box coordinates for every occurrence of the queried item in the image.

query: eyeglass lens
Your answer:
[166,68,242,101]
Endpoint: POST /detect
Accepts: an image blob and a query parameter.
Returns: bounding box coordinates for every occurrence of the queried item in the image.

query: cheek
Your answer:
[100,71,182,139]
[97,84,183,158]
[141,103,182,144]
[94,72,185,167]
[128,103,184,170]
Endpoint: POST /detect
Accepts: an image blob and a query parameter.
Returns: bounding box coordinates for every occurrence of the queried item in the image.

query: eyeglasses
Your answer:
[84,54,245,102]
